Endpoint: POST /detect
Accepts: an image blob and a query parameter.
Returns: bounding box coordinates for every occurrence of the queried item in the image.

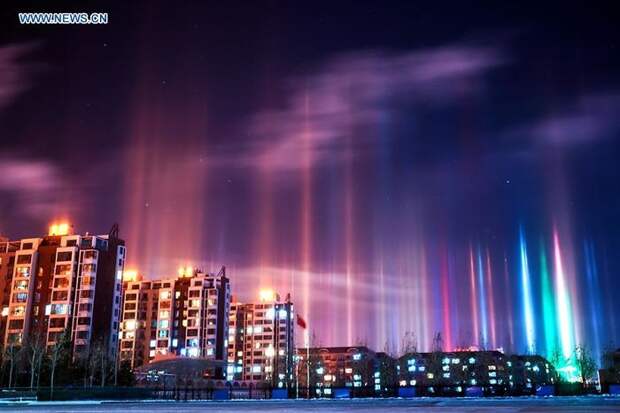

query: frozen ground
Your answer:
[2,396,620,412]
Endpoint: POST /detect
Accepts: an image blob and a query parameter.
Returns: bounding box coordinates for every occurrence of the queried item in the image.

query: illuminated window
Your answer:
[469,357,475,364]
[352,353,361,361]
[427,373,434,379]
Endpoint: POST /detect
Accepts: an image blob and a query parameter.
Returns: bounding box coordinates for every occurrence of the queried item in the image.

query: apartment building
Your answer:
[295,346,391,397]
[0,238,20,340]
[227,291,295,388]
[0,224,125,360]
[119,267,230,379]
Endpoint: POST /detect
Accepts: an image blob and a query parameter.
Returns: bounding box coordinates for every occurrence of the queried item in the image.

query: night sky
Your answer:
[1,1,619,364]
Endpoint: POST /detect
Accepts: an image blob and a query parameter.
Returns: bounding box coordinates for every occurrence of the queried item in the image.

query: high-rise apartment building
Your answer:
[118,267,230,378]
[0,237,20,340]
[0,224,125,359]
[227,291,295,388]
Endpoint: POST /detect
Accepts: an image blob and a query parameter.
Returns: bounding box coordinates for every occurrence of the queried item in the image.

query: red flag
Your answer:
[296,314,307,329]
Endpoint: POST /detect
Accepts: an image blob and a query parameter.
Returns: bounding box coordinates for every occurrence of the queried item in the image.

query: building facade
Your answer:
[0,224,125,360]
[296,346,396,397]
[0,238,19,340]
[119,267,230,379]
[227,292,295,388]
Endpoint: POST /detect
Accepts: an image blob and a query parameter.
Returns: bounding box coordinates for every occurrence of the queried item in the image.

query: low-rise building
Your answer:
[296,346,396,397]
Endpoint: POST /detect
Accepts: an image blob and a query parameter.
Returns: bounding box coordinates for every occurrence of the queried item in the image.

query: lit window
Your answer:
[279,309,287,318]
[252,365,261,373]
[265,308,275,319]
[345,368,352,374]
[399,380,407,386]
[427,373,434,379]
[352,353,361,361]
[409,380,416,386]
[442,373,450,378]
[418,366,426,372]
[469,357,475,364]
[316,367,324,375]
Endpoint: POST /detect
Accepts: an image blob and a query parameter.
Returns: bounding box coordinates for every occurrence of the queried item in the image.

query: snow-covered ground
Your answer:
[2,396,620,412]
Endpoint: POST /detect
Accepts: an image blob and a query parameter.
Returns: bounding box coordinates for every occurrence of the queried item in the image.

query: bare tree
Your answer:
[3,342,20,388]
[49,328,71,400]
[25,329,46,390]
[400,331,418,356]
[575,344,597,387]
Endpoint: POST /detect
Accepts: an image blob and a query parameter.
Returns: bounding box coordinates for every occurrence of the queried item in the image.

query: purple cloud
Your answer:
[509,93,620,146]
[0,158,65,219]
[209,44,507,172]
[0,43,38,111]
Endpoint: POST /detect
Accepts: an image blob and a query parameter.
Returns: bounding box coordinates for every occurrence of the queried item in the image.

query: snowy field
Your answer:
[2,397,620,412]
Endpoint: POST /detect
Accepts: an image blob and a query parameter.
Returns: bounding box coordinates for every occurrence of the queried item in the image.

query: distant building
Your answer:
[296,346,396,397]
[118,266,230,379]
[507,354,557,392]
[0,224,125,360]
[397,350,509,391]
[227,291,295,388]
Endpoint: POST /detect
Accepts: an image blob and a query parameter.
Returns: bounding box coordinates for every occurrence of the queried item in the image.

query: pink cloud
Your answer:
[0,157,65,218]
[209,44,506,172]
[0,43,38,111]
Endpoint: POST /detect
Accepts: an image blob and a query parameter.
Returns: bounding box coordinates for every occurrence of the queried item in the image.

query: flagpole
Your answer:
[306,329,310,399]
